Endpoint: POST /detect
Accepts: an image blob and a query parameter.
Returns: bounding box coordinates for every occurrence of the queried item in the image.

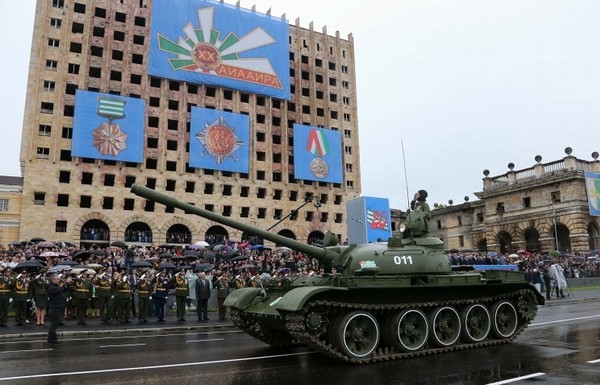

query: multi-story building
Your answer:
[429,148,600,254]
[0,176,23,245]
[18,0,360,248]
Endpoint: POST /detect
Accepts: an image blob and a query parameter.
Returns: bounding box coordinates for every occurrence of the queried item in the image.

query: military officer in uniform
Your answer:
[215,271,230,321]
[0,267,13,326]
[114,271,132,323]
[171,269,189,322]
[13,270,31,326]
[136,272,152,323]
[72,270,92,325]
[30,271,49,326]
[93,268,113,324]
[153,270,170,322]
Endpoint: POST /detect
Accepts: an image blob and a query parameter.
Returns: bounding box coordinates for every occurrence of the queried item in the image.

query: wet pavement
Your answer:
[0,286,598,341]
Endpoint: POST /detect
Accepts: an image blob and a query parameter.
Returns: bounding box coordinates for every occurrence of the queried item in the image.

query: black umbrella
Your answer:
[194,263,214,272]
[54,260,79,266]
[15,260,45,271]
[170,255,187,261]
[73,250,91,261]
[131,260,153,268]
[9,241,23,247]
[90,249,107,256]
[30,237,46,243]
[201,251,216,259]
[159,252,177,259]
[158,262,177,270]
[228,254,249,262]
[110,240,127,248]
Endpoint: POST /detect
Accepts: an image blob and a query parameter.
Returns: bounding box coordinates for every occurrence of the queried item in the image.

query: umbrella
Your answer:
[276,246,292,252]
[73,250,91,261]
[131,260,153,268]
[30,237,46,243]
[188,244,204,250]
[235,264,256,270]
[159,252,177,259]
[86,263,104,270]
[251,244,265,250]
[40,251,59,258]
[48,265,71,273]
[237,242,249,249]
[230,255,250,262]
[71,267,95,276]
[158,262,177,270]
[170,255,187,261]
[508,253,520,259]
[54,259,79,266]
[90,249,107,256]
[212,244,226,251]
[110,240,128,248]
[194,240,210,247]
[15,260,45,271]
[194,263,214,272]
[36,241,56,248]
[9,241,24,247]
[201,251,216,259]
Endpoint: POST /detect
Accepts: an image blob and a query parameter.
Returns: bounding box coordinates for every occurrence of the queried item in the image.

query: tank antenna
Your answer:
[401,139,411,209]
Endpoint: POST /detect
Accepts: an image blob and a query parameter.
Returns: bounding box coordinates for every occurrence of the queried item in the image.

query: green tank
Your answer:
[130,184,544,363]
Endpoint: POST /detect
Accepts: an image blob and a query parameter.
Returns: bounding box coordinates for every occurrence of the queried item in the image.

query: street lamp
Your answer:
[267,194,321,231]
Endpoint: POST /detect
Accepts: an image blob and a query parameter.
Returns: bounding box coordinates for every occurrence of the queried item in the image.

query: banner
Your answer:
[293,124,343,184]
[346,197,392,244]
[189,107,250,173]
[149,0,290,100]
[72,90,145,162]
[585,171,600,216]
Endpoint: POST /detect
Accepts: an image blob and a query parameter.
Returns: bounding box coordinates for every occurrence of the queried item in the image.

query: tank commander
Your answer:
[410,189,431,231]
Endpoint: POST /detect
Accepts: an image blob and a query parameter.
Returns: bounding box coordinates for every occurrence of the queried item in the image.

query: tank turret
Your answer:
[130,184,544,364]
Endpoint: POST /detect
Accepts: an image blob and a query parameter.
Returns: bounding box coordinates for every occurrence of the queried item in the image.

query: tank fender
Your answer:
[275,286,349,312]
[223,287,262,309]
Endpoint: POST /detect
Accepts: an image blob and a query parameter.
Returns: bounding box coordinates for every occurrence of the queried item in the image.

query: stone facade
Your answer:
[18,0,360,247]
[428,149,600,254]
[0,176,23,246]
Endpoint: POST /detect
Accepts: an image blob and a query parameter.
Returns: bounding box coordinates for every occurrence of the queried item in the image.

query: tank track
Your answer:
[282,289,536,364]
[229,309,294,347]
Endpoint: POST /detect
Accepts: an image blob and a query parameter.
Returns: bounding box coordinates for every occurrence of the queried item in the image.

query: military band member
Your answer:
[153,270,170,322]
[93,269,113,324]
[114,272,132,323]
[136,272,152,323]
[13,270,31,326]
[30,271,49,326]
[171,269,189,322]
[0,267,13,327]
[72,270,92,325]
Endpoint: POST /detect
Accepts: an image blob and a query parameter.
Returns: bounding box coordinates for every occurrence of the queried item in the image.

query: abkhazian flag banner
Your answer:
[584,171,600,216]
[149,0,290,100]
[293,123,343,184]
[72,90,145,162]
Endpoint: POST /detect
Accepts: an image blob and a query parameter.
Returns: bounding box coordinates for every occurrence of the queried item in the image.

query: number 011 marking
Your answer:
[394,255,413,264]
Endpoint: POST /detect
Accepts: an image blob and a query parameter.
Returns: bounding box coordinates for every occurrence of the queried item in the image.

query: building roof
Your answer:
[0,176,23,187]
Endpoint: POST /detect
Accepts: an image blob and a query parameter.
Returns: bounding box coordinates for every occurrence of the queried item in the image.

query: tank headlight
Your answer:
[399,222,407,233]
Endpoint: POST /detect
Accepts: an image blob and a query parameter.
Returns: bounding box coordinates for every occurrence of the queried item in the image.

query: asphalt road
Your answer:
[0,295,599,385]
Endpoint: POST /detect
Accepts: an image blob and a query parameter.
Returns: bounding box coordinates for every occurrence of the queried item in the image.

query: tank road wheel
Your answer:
[460,304,491,343]
[304,310,330,339]
[517,291,538,321]
[391,309,429,352]
[491,301,518,339]
[429,306,461,347]
[334,311,380,360]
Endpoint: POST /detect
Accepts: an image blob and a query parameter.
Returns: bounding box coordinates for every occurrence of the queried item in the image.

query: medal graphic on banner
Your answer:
[196,116,244,164]
[306,129,330,179]
[92,97,128,156]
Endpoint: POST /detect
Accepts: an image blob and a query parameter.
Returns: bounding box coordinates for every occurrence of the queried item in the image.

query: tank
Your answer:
[130,184,544,363]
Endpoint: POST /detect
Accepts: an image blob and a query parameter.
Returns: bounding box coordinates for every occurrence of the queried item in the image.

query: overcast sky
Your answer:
[2,1,599,210]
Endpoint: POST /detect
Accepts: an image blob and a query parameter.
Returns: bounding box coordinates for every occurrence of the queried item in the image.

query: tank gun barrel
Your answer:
[130,184,338,264]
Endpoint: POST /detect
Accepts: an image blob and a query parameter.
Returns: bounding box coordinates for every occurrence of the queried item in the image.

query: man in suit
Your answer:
[195,271,211,321]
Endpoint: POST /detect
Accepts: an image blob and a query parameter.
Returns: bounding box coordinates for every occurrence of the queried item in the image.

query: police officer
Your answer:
[72,270,92,325]
[13,270,31,326]
[93,268,113,324]
[171,269,189,322]
[0,267,13,327]
[153,270,170,322]
[114,271,132,323]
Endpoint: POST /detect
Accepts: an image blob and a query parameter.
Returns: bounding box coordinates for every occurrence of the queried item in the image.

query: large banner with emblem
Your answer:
[189,107,250,173]
[149,0,290,100]
[293,124,343,184]
[346,197,392,244]
[71,90,145,163]
[585,171,600,216]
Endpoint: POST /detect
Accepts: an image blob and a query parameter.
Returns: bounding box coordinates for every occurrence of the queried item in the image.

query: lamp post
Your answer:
[267,195,321,231]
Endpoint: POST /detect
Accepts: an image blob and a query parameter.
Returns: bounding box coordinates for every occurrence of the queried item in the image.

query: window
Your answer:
[36,147,49,159]
[341,65,348,74]
[48,38,60,48]
[55,220,67,233]
[73,2,86,13]
[62,126,72,139]
[135,16,146,27]
[496,202,505,215]
[457,216,462,226]
[114,31,125,41]
[551,191,561,203]
[57,194,69,207]
[81,172,93,185]
[132,53,143,64]
[69,42,82,53]
[185,181,195,193]
[46,60,57,71]
[80,195,92,208]
[125,175,136,188]
[71,22,84,34]
[459,235,465,247]
[115,12,126,22]
[477,212,484,223]
[124,198,135,211]
[133,34,145,45]
[102,197,114,210]
[523,197,531,208]
[94,7,106,18]
[50,18,62,28]
[59,170,70,183]
[68,63,80,74]
[0,199,8,212]
[38,124,51,136]
[52,0,64,8]
[34,192,46,205]
[204,183,214,194]
[104,174,115,187]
